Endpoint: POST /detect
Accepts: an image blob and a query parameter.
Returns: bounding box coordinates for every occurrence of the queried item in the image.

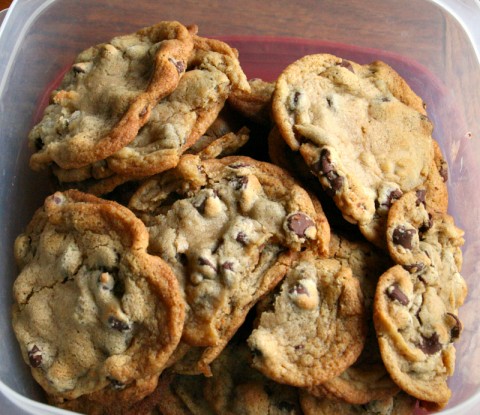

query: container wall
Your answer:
[0,0,479,414]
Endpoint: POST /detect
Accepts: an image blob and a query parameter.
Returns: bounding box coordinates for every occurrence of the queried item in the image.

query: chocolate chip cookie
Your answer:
[272,53,439,247]
[12,190,185,406]
[129,154,330,374]
[247,250,366,387]
[29,21,194,171]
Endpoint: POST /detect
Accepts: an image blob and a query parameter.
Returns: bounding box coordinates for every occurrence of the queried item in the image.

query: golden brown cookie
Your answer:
[248,250,366,387]
[272,53,440,248]
[12,190,185,408]
[29,21,194,171]
[129,154,330,374]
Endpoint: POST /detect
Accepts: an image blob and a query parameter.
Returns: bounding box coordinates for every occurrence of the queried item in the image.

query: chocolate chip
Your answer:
[293,91,301,105]
[198,256,217,271]
[289,282,309,296]
[326,96,333,107]
[338,59,354,72]
[313,149,344,195]
[386,283,409,305]
[287,212,315,238]
[229,162,249,169]
[34,137,44,151]
[28,345,42,368]
[230,175,248,190]
[168,57,185,74]
[415,189,427,206]
[294,344,305,350]
[222,261,234,271]
[446,313,462,341]
[419,214,433,235]
[108,316,131,332]
[392,226,416,249]
[236,232,248,245]
[419,333,442,355]
[382,189,403,209]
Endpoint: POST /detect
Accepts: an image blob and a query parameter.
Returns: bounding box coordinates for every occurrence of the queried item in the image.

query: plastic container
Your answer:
[0,0,479,414]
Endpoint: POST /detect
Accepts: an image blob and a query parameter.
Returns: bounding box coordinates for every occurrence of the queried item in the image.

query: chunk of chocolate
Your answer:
[289,282,309,296]
[339,59,354,72]
[236,231,248,245]
[108,316,131,332]
[168,57,185,73]
[415,189,427,206]
[446,312,462,341]
[28,345,42,368]
[286,212,315,238]
[313,149,345,195]
[386,283,409,305]
[198,256,217,272]
[382,189,403,209]
[392,226,416,249]
[419,333,442,355]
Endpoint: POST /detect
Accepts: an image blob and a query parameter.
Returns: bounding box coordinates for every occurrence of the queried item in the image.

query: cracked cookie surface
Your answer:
[12,190,185,405]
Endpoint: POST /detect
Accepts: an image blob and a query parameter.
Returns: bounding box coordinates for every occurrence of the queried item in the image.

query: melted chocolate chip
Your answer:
[222,261,234,271]
[236,232,248,245]
[313,149,344,195]
[293,91,301,105]
[229,162,249,169]
[419,214,433,235]
[28,345,42,368]
[289,282,309,296]
[231,175,248,190]
[168,57,185,73]
[386,283,409,305]
[198,256,217,271]
[287,213,315,238]
[446,312,462,341]
[339,59,354,72]
[419,333,442,355]
[415,189,427,206]
[108,316,131,332]
[382,189,403,209]
[392,226,416,249]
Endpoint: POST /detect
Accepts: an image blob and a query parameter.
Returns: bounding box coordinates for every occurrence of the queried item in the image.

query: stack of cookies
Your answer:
[12,21,466,415]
